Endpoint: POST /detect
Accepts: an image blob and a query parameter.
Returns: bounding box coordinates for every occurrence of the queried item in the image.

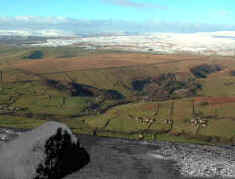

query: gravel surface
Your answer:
[0,128,235,179]
[0,128,22,144]
[145,141,235,178]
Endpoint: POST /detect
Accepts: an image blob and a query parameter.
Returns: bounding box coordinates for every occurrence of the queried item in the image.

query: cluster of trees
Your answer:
[132,73,201,101]
[190,64,222,78]
[24,50,44,59]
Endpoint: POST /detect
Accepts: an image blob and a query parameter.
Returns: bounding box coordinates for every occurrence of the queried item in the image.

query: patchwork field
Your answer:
[0,46,235,145]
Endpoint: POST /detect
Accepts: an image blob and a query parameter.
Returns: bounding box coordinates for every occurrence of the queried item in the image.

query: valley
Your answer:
[0,46,235,145]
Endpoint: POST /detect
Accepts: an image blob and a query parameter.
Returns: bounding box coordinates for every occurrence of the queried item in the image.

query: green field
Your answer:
[0,46,235,145]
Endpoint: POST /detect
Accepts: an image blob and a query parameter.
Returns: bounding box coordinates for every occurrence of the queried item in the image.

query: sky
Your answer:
[0,0,235,33]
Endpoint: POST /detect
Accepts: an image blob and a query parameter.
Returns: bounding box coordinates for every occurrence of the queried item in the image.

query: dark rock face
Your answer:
[0,122,90,179]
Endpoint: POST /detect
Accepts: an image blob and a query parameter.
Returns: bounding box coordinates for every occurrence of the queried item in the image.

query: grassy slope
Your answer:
[0,46,95,65]
[0,46,234,145]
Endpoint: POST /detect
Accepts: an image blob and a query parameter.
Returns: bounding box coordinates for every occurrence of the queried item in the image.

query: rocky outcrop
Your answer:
[0,122,90,179]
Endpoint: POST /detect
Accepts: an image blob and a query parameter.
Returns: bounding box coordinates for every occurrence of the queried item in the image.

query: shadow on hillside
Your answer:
[190,64,222,78]
[46,79,125,100]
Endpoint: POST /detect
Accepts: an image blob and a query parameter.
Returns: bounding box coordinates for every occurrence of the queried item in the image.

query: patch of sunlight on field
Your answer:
[61,118,93,135]
[106,117,142,132]
[199,76,235,97]
[199,119,235,138]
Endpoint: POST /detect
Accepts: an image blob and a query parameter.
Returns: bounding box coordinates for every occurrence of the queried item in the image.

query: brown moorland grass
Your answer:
[0,50,235,144]
[194,96,235,105]
[0,53,215,84]
[7,53,210,74]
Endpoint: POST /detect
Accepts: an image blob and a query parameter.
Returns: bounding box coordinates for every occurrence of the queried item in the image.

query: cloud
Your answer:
[101,0,167,9]
[0,16,235,34]
[0,16,72,25]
